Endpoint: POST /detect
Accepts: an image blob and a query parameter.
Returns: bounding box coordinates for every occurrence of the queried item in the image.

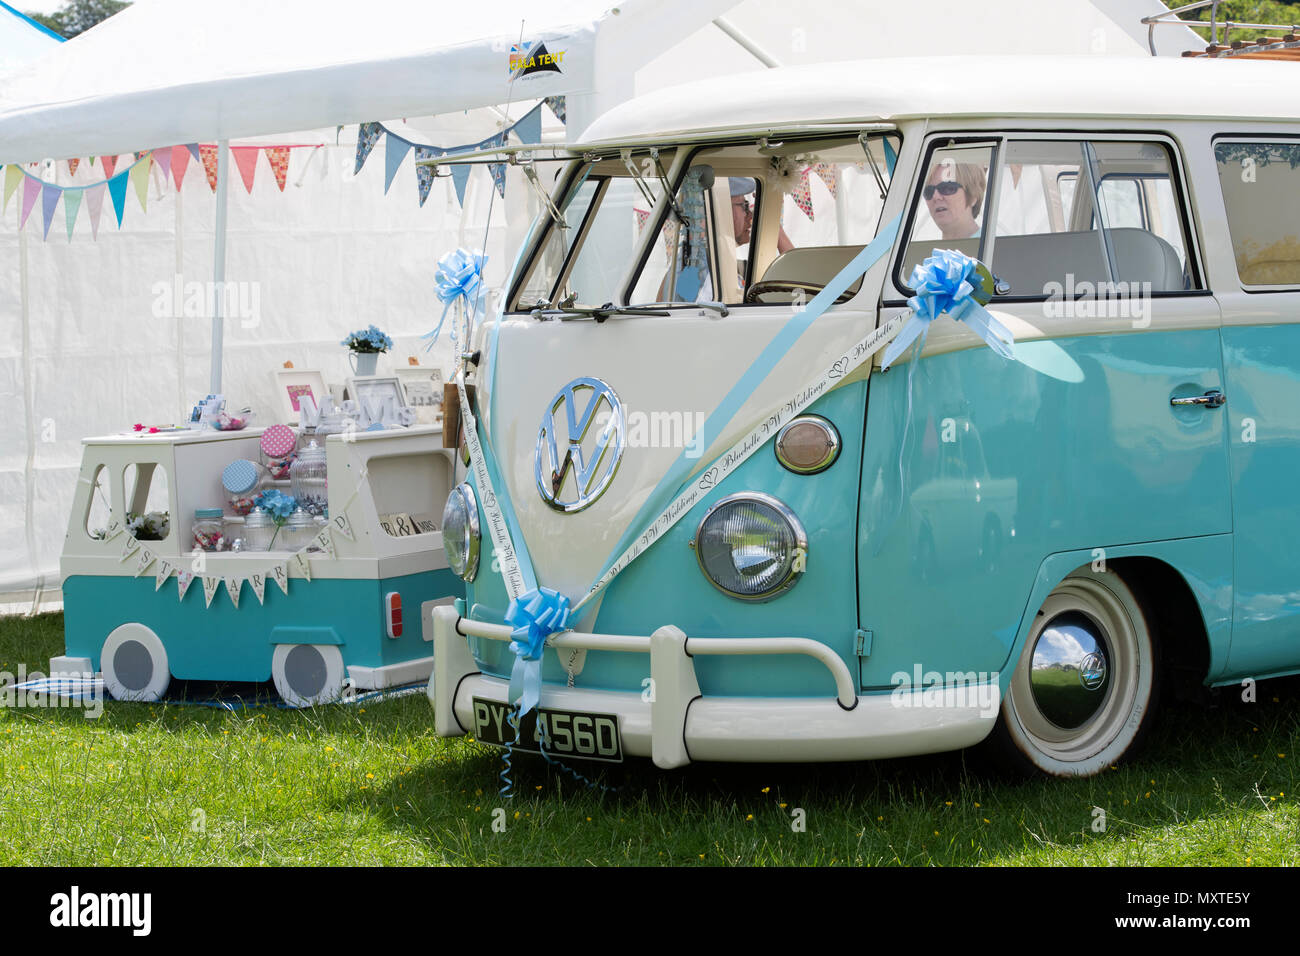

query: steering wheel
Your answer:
[744,279,854,305]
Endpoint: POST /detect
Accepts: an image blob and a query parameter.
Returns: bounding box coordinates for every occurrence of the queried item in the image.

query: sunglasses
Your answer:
[923,181,964,200]
[732,198,752,215]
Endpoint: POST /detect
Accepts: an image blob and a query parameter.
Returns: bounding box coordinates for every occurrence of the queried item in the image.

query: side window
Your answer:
[631,165,720,304]
[898,143,995,284]
[122,462,171,541]
[84,464,113,540]
[1215,141,1300,287]
[515,176,600,308]
[988,139,1193,297]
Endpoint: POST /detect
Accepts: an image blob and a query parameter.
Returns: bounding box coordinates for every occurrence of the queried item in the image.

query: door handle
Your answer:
[1170,389,1226,408]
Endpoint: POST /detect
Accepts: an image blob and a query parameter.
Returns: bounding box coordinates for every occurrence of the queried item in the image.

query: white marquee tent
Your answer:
[1,0,1198,612]
[0,0,61,73]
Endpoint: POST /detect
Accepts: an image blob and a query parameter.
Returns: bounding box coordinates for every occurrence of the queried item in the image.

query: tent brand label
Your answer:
[49,886,151,936]
[510,42,566,78]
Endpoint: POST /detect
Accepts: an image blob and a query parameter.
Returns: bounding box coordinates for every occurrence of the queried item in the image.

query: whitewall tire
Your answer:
[100,623,171,702]
[271,644,345,708]
[990,566,1159,777]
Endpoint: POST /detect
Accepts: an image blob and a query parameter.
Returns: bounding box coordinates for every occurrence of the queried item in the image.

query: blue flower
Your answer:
[343,324,393,353]
[254,489,298,522]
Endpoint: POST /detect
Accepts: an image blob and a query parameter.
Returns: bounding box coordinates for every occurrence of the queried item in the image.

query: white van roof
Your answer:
[580,55,1300,145]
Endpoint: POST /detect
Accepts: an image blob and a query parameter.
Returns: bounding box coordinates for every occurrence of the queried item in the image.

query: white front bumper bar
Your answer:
[424,604,997,768]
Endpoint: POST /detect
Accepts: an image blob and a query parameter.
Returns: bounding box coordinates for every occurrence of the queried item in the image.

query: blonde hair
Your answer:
[932,160,986,218]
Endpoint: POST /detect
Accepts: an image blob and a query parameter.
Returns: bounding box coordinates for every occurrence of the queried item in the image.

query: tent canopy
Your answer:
[0,0,1199,165]
[0,0,62,73]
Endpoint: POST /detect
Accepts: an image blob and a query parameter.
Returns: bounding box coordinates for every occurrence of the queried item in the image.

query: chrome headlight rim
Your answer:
[692,491,808,603]
[443,482,481,582]
[774,414,841,475]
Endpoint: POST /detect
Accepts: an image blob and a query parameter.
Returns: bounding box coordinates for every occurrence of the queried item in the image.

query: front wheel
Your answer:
[271,644,345,708]
[985,567,1159,777]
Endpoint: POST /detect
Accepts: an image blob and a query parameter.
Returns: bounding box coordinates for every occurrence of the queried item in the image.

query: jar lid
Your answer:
[298,439,326,462]
[223,515,245,524]
[222,459,260,494]
[286,508,314,528]
[195,507,224,519]
[261,424,297,458]
[245,509,272,527]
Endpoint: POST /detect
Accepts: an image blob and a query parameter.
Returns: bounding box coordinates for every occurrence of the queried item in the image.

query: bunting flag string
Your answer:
[356,102,546,208]
[2,141,322,242]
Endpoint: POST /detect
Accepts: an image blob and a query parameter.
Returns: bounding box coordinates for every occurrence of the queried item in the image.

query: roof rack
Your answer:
[1142,0,1300,59]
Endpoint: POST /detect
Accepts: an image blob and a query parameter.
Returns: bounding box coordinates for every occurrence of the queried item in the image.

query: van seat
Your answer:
[991,228,1185,294]
[750,245,867,302]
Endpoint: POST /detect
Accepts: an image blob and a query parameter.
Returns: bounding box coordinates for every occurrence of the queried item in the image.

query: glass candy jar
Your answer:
[222,459,267,516]
[260,424,298,480]
[243,509,276,552]
[290,440,328,517]
[222,515,245,552]
[283,508,317,552]
[192,508,225,552]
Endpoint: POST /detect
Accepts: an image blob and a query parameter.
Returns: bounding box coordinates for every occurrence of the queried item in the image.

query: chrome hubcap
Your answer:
[1029,611,1111,729]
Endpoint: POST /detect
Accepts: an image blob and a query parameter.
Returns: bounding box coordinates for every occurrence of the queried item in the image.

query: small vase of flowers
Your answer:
[341,324,393,377]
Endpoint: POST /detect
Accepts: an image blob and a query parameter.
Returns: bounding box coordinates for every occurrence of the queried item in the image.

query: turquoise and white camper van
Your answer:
[425,52,1300,776]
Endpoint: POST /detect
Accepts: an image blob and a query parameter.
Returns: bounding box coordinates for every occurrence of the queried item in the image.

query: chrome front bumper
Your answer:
[423,603,997,768]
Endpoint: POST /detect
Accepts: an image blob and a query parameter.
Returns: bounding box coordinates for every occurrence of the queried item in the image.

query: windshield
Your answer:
[509,132,901,313]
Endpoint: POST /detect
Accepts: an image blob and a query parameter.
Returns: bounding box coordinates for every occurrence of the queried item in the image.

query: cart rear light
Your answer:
[386,591,402,638]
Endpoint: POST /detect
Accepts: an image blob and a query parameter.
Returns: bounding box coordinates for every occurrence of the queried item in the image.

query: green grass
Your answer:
[1,612,1297,866]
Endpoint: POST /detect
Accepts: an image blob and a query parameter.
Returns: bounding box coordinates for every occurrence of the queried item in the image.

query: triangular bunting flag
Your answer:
[231,146,259,193]
[414,145,440,207]
[383,133,412,194]
[118,535,140,562]
[129,156,151,211]
[813,162,838,198]
[20,175,41,229]
[514,104,543,146]
[102,518,124,540]
[355,122,382,174]
[40,183,60,240]
[544,95,566,124]
[270,562,290,596]
[265,147,290,191]
[153,149,172,186]
[100,155,118,177]
[199,145,219,191]
[187,143,201,162]
[63,188,83,240]
[67,158,80,176]
[450,164,471,206]
[86,183,106,240]
[170,145,192,189]
[177,570,196,601]
[792,168,814,220]
[154,559,174,591]
[248,572,266,605]
[330,513,355,541]
[293,549,313,581]
[134,547,155,577]
[202,576,220,608]
[223,576,242,609]
[311,527,335,557]
[107,171,129,227]
[4,164,22,211]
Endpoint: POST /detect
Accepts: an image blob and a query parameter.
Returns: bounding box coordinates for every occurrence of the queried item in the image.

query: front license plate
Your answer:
[471,697,623,763]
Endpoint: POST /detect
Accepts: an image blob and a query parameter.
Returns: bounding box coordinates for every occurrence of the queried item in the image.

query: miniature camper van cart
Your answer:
[425,53,1300,777]
[57,424,460,706]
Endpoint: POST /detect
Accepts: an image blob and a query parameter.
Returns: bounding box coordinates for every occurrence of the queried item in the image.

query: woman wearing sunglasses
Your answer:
[923,159,987,240]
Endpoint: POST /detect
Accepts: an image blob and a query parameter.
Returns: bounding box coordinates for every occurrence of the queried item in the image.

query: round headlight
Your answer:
[442,483,480,581]
[693,493,807,601]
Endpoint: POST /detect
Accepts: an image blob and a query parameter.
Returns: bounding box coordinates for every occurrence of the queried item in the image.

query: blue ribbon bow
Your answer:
[880,249,1015,370]
[504,587,571,720]
[425,248,487,347]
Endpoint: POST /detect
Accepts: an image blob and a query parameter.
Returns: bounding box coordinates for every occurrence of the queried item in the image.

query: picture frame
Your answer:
[345,376,410,428]
[273,369,328,425]
[394,366,445,426]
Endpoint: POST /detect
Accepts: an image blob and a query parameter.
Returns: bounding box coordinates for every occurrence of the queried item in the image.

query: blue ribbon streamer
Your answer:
[425,248,487,348]
[504,587,571,719]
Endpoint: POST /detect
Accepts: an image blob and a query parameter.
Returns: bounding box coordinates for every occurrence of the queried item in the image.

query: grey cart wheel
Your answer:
[271,644,345,708]
[100,623,171,702]
[986,566,1160,777]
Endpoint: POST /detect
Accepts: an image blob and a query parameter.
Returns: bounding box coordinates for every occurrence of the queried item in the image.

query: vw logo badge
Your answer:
[1078,651,1107,691]
[535,377,625,513]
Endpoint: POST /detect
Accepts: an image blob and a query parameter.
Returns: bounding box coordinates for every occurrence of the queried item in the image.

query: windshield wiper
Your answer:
[531,300,671,323]
[625,300,730,318]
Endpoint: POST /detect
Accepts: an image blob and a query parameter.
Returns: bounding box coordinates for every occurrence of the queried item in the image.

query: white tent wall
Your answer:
[0,0,61,73]
[1,114,540,613]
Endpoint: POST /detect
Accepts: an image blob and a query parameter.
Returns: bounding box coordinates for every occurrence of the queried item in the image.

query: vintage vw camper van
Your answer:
[425,53,1300,776]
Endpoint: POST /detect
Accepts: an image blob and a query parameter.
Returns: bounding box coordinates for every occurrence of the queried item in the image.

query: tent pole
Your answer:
[210,139,229,393]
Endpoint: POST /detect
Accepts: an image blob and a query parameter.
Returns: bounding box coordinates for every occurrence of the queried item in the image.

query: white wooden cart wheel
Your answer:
[100,623,171,702]
[271,644,345,708]
[996,566,1158,777]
